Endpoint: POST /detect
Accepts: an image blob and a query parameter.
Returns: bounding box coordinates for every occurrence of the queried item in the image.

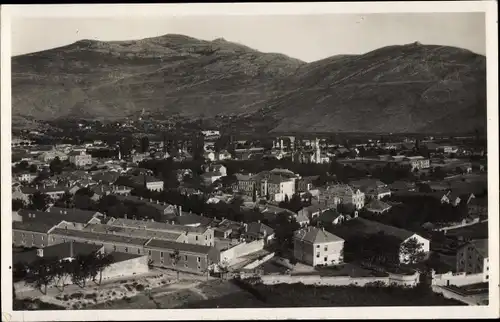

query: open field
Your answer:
[182,282,465,308]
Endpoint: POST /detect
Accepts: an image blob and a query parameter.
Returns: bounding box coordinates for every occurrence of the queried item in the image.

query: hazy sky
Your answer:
[12,13,485,62]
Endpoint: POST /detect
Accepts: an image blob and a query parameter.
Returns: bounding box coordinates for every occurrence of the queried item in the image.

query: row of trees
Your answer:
[14,252,113,294]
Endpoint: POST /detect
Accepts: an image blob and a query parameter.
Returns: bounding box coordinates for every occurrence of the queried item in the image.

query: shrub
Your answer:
[84,293,97,299]
[135,284,145,292]
[70,293,84,300]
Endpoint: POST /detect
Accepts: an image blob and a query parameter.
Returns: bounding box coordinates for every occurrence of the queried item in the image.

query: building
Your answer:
[235,174,257,197]
[298,204,330,220]
[19,184,68,200]
[108,218,215,247]
[37,150,68,163]
[297,176,319,192]
[260,175,295,202]
[326,184,365,209]
[456,239,489,281]
[402,156,430,171]
[345,218,430,264]
[293,227,345,266]
[206,164,227,177]
[145,239,220,275]
[350,179,391,200]
[440,191,462,207]
[316,209,346,225]
[365,199,393,214]
[242,222,275,244]
[13,241,103,266]
[68,151,93,167]
[16,172,38,184]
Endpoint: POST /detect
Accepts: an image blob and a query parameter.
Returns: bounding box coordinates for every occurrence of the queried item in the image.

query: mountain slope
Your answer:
[257,42,486,134]
[12,34,305,121]
[12,36,486,134]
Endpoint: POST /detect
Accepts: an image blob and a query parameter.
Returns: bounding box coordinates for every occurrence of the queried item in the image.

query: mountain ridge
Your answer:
[11,34,486,134]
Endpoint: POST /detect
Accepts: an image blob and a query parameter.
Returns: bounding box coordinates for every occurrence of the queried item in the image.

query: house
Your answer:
[260,175,295,202]
[342,218,430,264]
[125,175,164,192]
[212,219,243,239]
[388,181,416,193]
[206,164,227,177]
[16,172,38,184]
[440,191,462,206]
[316,209,346,225]
[242,221,275,244]
[91,171,120,185]
[203,151,216,162]
[293,227,344,266]
[326,184,365,209]
[350,179,391,200]
[68,151,93,167]
[365,199,392,214]
[295,211,310,227]
[297,176,319,192]
[298,204,330,219]
[217,150,232,161]
[45,207,104,227]
[20,184,68,200]
[37,150,68,163]
[401,156,430,170]
[12,221,58,248]
[174,212,216,227]
[456,239,489,282]
[468,197,488,219]
[234,173,257,197]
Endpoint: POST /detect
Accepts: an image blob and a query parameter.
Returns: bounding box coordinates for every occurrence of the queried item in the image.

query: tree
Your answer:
[53,259,72,291]
[25,257,57,295]
[56,191,74,208]
[28,192,51,211]
[28,164,38,173]
[12,199,25,211]
[218,259,230,280]
[400,237,426,265]
[91,252,114,285]
[170,250,181,281]
[69,254,94,288]
[140,136,150,154]
[49,157,63,175]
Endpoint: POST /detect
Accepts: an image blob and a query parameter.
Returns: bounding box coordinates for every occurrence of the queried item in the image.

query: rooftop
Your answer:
[145,239,214,255]
[110,218,209,234]
[13,242,102,265]
[50,228,151,246]
[83,224,182,241]
[294,227,344,244]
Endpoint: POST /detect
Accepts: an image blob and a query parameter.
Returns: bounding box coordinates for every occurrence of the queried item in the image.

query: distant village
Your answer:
[11,126,489,307]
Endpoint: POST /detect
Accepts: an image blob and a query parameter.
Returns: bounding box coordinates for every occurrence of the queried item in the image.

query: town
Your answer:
[11,122,489,309]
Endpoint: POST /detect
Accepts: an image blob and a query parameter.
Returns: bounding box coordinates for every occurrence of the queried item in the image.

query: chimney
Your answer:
[36,248,44,257]
[150,198,153,202]
[69,241,74,258]
[124,213,128,219]
[178,205,182,216]
[157,200,159,204]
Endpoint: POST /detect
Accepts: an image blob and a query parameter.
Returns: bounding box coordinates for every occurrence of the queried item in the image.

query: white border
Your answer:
[1,2,498,321]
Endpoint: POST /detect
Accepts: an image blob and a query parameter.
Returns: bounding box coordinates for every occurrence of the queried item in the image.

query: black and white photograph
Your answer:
[1,2,498,321]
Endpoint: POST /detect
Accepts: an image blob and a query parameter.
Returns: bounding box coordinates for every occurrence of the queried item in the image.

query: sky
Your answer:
[11,13,486,62]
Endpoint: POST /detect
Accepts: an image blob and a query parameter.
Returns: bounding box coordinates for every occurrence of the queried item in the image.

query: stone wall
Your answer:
[220,239,265,265]
[254,271,420,287]
[243,252,275,270]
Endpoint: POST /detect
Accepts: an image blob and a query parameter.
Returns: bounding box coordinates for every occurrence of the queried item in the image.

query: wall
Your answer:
[255,271,420,287]
[220,239,265,265]
[273,256,295,270]
[293,238,314,266]
[101,255,149,281]
[437,218,481,232]
[13,230,48,248]
[146,248,210,275]
[243,252,275,270]
[431,271,484,286]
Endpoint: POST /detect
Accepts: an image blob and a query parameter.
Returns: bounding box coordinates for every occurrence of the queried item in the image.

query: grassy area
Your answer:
[182,283,465,308]
[445,222,488,240]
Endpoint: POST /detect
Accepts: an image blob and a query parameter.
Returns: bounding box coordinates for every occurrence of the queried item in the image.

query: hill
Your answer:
[12,36,486,134]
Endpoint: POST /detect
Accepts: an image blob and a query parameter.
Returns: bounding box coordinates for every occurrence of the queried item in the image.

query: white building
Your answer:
[293,227,345,266]
[68,151,92,167]
[326,184,365,209]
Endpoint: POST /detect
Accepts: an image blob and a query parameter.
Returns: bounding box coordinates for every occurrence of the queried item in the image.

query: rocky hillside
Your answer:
[12,36,486,134]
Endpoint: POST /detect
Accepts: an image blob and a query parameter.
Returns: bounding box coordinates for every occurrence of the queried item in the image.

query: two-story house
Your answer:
[293,227,345,266]
[456,239,489,282]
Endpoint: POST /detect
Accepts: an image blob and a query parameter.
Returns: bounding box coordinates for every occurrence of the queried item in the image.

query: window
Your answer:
[196,236,198,241]
[316,253,320,258]
[148,250,152,256]
[324,246,328,251]
[160,252,164,257]
[125,247,128,253]
[185,255,188,261]
[316,245,320,248]
[41,236,44,241]
[138,249,141,254]
[197,257,201,262]
[113,245,117,251]
[324,257,327,262]
[184,263,188,268]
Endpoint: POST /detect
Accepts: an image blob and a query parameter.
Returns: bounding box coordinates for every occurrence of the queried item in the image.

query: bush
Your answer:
[124,284,134,292]
[135,284,145,292]
[84,293,97,299]
[70,293,84,300]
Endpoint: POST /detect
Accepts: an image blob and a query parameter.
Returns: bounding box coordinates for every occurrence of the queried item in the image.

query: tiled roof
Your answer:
[348,218,416,242]
[469,239,488,258]
[246,222,274,237]
[294,227,344,244]
[175,213,215,227]
[110,218,209,234]
[13,221,56,233]
[83,224,182,241]
[13,242,102,265]
[317,209,343,222]
[20,185,68,194]
[19,208,99,225]
[145,239,214,255]
[50,228,151,246]
[365,199,392,212]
